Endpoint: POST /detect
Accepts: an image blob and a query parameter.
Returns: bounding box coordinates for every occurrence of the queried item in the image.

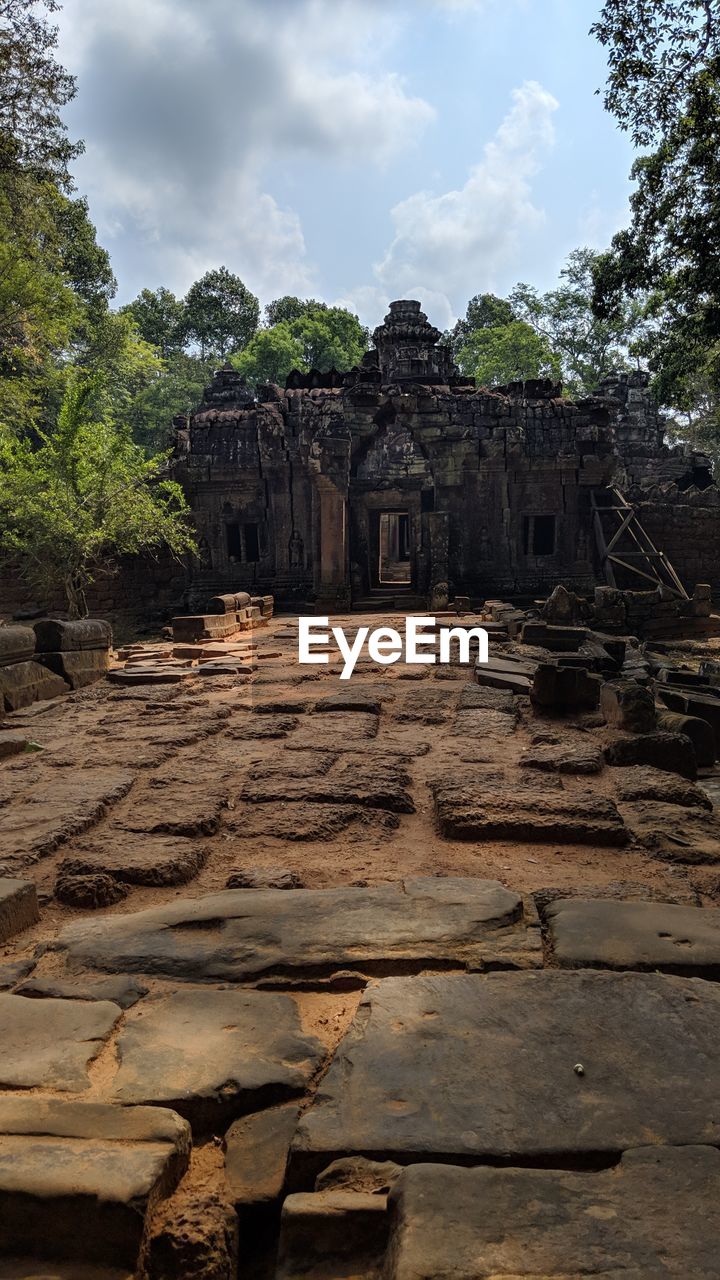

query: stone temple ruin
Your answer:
[173,298,720,615]
[6,302,720,1278]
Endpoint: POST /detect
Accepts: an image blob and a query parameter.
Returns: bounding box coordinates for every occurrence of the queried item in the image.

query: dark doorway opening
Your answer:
[379,511,411,585]
[523,514,556,557]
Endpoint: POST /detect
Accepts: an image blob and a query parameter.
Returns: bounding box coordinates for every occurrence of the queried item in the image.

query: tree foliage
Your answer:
[512,248,645,397]
[0,373,196,615]
[450,293,517,354]
[592,1,720,440]
[234,302,368,386]
[456,320,560,386]
[0,0,82,185]
[121,287,185,357]
[183,267,259,359]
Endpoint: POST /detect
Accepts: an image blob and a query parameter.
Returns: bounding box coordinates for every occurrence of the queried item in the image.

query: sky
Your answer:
[56,0,638,332]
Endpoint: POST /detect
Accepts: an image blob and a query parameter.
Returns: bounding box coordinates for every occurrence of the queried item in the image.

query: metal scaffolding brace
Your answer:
[591,486,689,600]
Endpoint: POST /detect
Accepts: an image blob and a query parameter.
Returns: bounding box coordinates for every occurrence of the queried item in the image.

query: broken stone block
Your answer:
[32,618,112,652]
[291,971,720,1176]
[658,687,720,753]
[655,710,715,766]
[0,1097,190,1269]
[521,622,586,651]
[0,992,120,1091]
[384,1149,720,1280]
[55,871,128,909]
[0,877,39,943]
[0,730,32,759]
[172,614,240,643]
[612,765,712,809]
[37,648,111,690]
[603,731,697,779]
[620,801,720,863]
[600,679,657,732]
[432,778,627,845]
[108,666,189,686]
[225,1101,300,1207]
[145,1193,238,1280]
[0,625,36,666]
[110,989,324,1130]
[530,663,602,712]
[0,660,70,711]
[54,878,537,981]
[547,897,720,973]
[225,867,303,890]
[276,1190,389,1280]
[314,691,382,714]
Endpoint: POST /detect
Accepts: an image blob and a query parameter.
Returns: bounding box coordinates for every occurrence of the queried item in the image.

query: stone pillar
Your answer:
[428,511,449,610]
[317,482,350,610]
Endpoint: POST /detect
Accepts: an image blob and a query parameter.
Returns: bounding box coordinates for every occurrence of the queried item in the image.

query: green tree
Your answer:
[125,351,212,452]
[0,0,82,186]
[288,305,367,371]
[182,267,259,359]
[591,1,720,433]
[0,372,196,616]
[121,286,185,357]
[231,322,305,386]
[264,295,327,326]
[457,320,560,386]
[450,293,517,354]
[512,248,644,396]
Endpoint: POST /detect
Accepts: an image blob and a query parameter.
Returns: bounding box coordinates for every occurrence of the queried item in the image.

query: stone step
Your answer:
[0,1098,190,1269]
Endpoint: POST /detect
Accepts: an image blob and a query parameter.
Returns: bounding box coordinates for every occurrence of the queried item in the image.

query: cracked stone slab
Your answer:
[53,878,537,981]
[433,779,627,844]
[547,897,720,974]
[385,1148,720,1279]
[0,993,121,1091]
[0,1097,190,1269]
[291,971,720,1177]
[620,801,720,862]
[612,765,713,809]
[0,768,135,871]
[109,989,324,1130]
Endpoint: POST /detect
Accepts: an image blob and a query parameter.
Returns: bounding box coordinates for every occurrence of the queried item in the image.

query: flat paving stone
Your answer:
[433,778,628,844]
[0,992,120,1091]
[458,683,516,713]
[52,878,537,981]
[385,1148,720,1279]
[450,708,517,738]
[110,989,324,1129]
[0,1096,190,1269]
[241,765,414,813]
[0,768,135,871]
[16,975,148,1008]
[548,897,720,974]
[59,834,209,886]
[291,971,720,1177]
[519,742,604,774]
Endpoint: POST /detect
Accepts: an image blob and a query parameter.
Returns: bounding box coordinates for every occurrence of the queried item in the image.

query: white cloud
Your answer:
[373,80,558,321]
[58,0,435,301]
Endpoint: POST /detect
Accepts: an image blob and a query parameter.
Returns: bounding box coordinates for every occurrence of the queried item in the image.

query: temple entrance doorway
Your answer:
[378,511,411,585]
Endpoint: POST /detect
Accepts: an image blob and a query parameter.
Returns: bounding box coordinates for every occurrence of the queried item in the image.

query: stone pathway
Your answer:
[1,613,720,1276]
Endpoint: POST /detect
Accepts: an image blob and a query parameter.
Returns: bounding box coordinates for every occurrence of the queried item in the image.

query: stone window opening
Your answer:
[226,521,261,563]
[523,514,556,557]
